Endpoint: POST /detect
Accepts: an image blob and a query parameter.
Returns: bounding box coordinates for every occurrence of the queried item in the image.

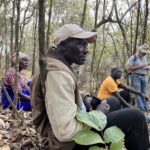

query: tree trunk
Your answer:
[10,0,15,66]
[89,0,100,94]
[32,9,38,76]
[133,0,141,53]
[19,0,31,48]
[4,0,9,72]
[80,0,88,27]
[114,2,130,55]
[46,0,53,49]
[38,0,47,94]
[141,0,148,44]
[14,0,20,109]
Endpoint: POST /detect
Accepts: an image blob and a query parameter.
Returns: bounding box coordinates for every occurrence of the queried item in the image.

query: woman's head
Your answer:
[19,53,29,70]
[11,51,29,70]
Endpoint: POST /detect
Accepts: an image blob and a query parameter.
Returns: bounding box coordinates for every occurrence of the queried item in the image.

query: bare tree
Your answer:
[89,0,100,94]
[32,8,38,76]
[80,0,88,27]
[19,0,31,48]
[114,1,130,55]
[38,0,47,94]
[133,0,141,53]
[10,0,16,66]
[14,0,21,107]
[141,0,149,44]
[46,0,53,49]
[4,0,9,71]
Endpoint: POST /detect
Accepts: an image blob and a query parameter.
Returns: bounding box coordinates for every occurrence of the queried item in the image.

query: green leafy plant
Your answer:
[72,109,125,150]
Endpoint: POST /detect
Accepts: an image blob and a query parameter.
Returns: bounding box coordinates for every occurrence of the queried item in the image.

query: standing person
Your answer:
[97,67,148,112]
[30,24,149,150]
[127,44,150,112]
[2,52,31,111]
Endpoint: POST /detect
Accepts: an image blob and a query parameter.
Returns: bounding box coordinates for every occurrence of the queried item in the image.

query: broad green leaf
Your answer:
[103,126,125,143]
[89,146,105,150]
[72,130,104,145]
[76,109,107,131]
[89,111,107,130]
[110,141,124,150]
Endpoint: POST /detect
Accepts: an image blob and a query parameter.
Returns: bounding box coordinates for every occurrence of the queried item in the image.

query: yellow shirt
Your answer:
[97,76,121,99]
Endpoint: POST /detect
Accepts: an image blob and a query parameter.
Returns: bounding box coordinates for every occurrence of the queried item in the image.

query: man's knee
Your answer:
[130,108,145,120]
[124,108,145,122]
[106,97,121,112]
[107,97,120,106]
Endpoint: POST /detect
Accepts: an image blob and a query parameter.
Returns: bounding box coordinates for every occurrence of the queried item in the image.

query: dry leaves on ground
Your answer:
[0,108,47,150]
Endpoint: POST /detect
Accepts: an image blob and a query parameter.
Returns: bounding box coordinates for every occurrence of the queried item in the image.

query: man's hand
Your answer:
[96,100,110,114]
[83,96,93,111]
[140,93,149,101]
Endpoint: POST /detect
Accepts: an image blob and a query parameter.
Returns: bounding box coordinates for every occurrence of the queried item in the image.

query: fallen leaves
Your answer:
[0,108,46,149]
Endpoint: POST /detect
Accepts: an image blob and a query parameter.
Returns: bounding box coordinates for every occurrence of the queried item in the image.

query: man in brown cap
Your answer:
[31,24,149,150]
[127,44,150,112]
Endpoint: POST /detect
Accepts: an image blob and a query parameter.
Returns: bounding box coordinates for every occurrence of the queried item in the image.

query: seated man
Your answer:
[2,52,31,111]
[31,24,149,150]
[97,67,148,111]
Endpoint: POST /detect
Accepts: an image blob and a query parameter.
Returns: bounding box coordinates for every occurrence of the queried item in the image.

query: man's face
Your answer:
[63,39,88,65]
[139,51,146,57]
[114,69,122,79]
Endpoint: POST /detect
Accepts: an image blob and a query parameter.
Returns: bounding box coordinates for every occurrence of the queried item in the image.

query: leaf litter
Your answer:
[0,108,48,150]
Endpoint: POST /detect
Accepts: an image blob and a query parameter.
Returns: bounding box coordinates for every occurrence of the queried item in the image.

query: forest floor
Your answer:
[0,105,150,150]
[0,107,47,150]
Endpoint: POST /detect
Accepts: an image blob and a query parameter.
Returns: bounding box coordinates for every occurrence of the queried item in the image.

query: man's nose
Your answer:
[84,47,88,53]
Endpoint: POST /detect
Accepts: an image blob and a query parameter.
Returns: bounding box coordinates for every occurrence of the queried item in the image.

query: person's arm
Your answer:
[118,83,141,95]
[83,96,110,114]
[23,84,30,91]
[18,91,30,101]
[127,55,148,72]
[127,64,147,72]
[112,91,132,108]
[45,71,89,142]
[118,83,149,100]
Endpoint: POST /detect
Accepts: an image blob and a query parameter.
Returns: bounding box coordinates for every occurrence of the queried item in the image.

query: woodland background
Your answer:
[0,0,150,94]
[0,0,150,149]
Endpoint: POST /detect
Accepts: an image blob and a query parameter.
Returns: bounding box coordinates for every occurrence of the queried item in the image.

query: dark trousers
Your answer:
[105,90,132,112]
[73,108,149,150]
[105,97,121,112]
[119,90,131,103]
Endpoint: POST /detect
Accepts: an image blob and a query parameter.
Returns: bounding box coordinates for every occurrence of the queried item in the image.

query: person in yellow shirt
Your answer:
[97,67,148,111]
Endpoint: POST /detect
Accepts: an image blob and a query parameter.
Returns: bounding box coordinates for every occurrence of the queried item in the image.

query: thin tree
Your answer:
[38,0,47,94]
[10,0,16,66]
[114,1,130,55]
[80,0,88,27]
[4,0,9,71]
[89,0,100,94]
[46,0,53,49]
[141,0,149,44]
[32,8,38,76]
[14,0,21,108]
[133,0,141,53]
[19,0,31,48]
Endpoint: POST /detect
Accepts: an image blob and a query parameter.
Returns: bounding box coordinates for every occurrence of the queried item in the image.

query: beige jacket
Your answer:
[45,62,89,143]
[31,57,89,150]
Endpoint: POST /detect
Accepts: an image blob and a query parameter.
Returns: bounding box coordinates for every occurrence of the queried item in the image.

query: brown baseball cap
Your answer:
[54,24,97,45]
[138,44,150,54]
